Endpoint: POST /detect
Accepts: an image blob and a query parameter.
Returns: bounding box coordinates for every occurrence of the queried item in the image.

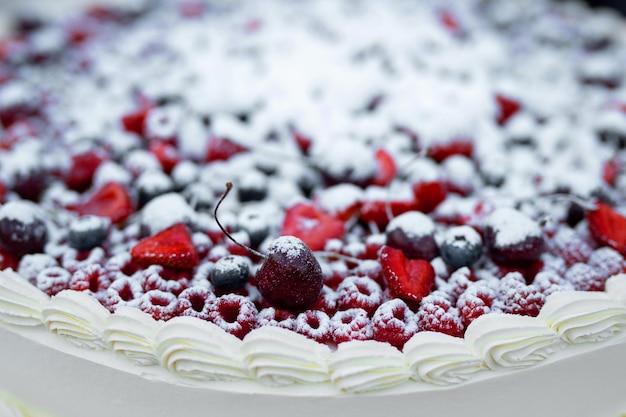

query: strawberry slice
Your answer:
[587,202,626,255]
[428,138,473,163]
[121,106,153,137]
[64,150,108,192]
[602,158,620,187]
[281,202,345,251]
[150,141,182,174]
[371,148,397,186]
[290,127,313,154]
[412,180,447,213]
[495,93,521,126]
[359,199,419,229]
[206,136,248,162]
[67,182,134,223]
[380,245,435,303]
[130,223,199,270]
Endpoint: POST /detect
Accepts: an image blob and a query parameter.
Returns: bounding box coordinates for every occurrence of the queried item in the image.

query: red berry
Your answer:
[359,198,419,229]
[206,136,248,162]
[428,138,473,163]
[371,148,397,186]
[36,266,71,297]
[335,275,384,316]
[380,245,435,304]
[416,293,464,337]
[588,247,626,278]
[121,105,153,137]
[587,202,626,256]
[176,286,216,320]
[548,227,593,267]
[329,308,372,344]
[65,150,108,192]
[131,223,199,270]
[495,93,521,125]
[412,180,447,213]
[254,236,324,310]
[385,211,439,260]
[294,310,331,343]
[456,283,499,327]
[498,272,545,316]
[69,264,112,294]
[67,182,134,224]
[565,263,606,292]
[371,299,419,350]
[280,202,345,251]
[208,294,258,339]
[141,265,190,296]
[139,290,178,321]
[149,141,182,174]
[484,207,545,265]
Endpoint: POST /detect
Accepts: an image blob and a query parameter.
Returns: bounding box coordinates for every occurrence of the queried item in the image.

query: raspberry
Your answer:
[208,294,258,339]
[371,299,419,350]
[17,253,57,283]
[565,262,605,292]
[548,227,593,267]
[294,310,332,344]
[69,264,112,302]
[329,308,372,344]
[456,283,499,327]
[335,275,384,316]
[498,272,545,317]
[587,247,626,279]
[141,265,190,296]
[256,307,296,329]
[532,270,574,296]
[139,290,178,321]
[440,267,473,303]
[176,287,216,320]
[61,247,106,274]
[309,285,338,315]
[104,276,143,311]
[416,293,464,337]
[36,266,71,296]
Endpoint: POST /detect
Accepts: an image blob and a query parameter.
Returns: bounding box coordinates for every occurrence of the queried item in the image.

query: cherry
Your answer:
[0,200,48,257]
[215,182,324,310]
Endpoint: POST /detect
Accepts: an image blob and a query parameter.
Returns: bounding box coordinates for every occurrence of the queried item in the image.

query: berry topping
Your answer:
[329,308,372,344]
[281,202,345,252]
[294,310,331,343]
[176,287,216,320]
[385,211,438,260]
[380,245,435,304]
[439,225,483,268]
[416,293,464,338]
[67,182,134,224]
[0,201,48,257]
[68,215,111,251]
[587,202,626,255]
[335,275,384,316]
[456,283,499,327]
[208,294,258,339]
[371,299,418,350]
[498,272,545,316]
[484,207,544,265]
[255,236,324,310]
[210,255,250,292]
[130,223,199,270]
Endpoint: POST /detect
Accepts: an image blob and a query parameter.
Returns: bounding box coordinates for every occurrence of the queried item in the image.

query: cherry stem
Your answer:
[214,182,266,260]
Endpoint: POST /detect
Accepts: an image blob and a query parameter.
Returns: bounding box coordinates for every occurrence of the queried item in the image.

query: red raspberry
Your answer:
[139,290,178,321]
[565,263,605,292]
[498,272,545,316]
[532,270,574,296]
[176,287,216,320]
[440,267,474,303]
[456,283,499,327]
[329,308,372,344]
[587,247,626,279]
[548,227,593,267]
[208,294,258,339]
[309,285,338,315]
[335,275,384,316]
[61,247,106,274]
[104,276,144,311]
[256,307,296,329]
[294,310,332,344]
[36,266,71,296]
[371,299,419,350]
[141,265,190,296]
[416,293,464,337]
[69,264,112,303]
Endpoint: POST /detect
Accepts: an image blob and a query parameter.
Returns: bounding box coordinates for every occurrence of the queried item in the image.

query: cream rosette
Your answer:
[105,306,162,366]
[0,270,50,326]
[155,316,249,381]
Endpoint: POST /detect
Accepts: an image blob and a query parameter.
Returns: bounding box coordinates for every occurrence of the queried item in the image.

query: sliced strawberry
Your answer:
[0,180,6,204]
[495,93,521,126]
[67,182,134,223]
[359,199,419,229]
[206,136,248,162]
[371,148,397,186]
[380,245,435,304]
[130,223,199,270]
[121,105,153,137]
[291,127,313,154]
[587,202,626,255]
[65,150,108,192]
[150,141,182,174]
[281,202,345,251]
[602,158,620,187]
[428,138,473,163]
[412,180,447,213]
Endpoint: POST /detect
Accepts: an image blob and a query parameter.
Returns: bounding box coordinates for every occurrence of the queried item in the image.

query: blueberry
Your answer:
[210,255,250,291]
[68,215,111,250]
[237,171,268,203]
[439,226,483,268]
[0,201,48,256]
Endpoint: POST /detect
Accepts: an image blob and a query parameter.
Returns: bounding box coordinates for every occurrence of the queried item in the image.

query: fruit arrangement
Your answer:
[1,0,626,351]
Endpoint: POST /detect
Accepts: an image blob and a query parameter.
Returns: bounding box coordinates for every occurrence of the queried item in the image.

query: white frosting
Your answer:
[0,270,49,326]
[105,306,162,366]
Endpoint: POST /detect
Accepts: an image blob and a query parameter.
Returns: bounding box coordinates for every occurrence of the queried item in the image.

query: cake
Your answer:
[1,0,626,416]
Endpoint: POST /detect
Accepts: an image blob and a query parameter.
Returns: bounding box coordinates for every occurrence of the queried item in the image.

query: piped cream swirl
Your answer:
[328,340,410,393]
[538,290,626,343]
[0,270,49,326]
[242,326,331,386]
[105,307,162,366]
[404,331,485,385]
[155,316,249,381]
[42,290,110,350]
[465,314,566,370]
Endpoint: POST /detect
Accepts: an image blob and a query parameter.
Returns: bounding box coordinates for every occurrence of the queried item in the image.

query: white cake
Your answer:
[1,0,626,416]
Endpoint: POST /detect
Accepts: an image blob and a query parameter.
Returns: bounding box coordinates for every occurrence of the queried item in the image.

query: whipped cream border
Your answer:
[1,269,626,394]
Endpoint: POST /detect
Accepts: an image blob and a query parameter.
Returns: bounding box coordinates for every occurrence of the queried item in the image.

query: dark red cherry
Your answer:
[0,201,48,257]
[254,236,323,310]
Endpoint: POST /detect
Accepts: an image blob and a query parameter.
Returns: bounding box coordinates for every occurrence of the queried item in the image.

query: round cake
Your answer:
[1,1,626,416]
